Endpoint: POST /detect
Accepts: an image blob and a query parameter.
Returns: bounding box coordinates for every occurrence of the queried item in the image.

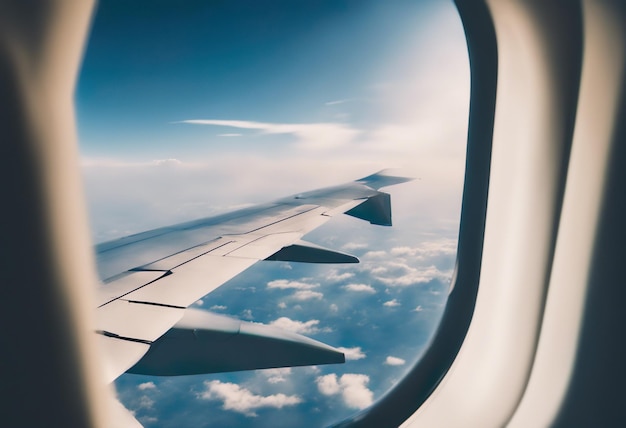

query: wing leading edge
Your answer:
[95,170,412,383]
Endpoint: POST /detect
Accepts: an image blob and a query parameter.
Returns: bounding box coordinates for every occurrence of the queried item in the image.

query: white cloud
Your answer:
[292,290,324,301]
[217,133,242,137]
[390,239,457,260]
[340,374,375,409]
[316,374,374,410]
[306,365,321,375]
[137,382,156,391]
[385,356,406,366]
[267,279,319,290]
[337,347,366,361]
[371,262,451,286]
[390,246,417,257]
[363,250,386,259]
[180,119,360,150]
[137,395,154,409]
[329,303,339,313]
[383,299,400,307]
[269,317,329,334]
[194,299,204,306]
[80,148,459,244]
[343,283,376,293]
[278,302,287,309]
[262,368,292,384]
[325,99,351,106]
[325,270,355,282]
[198,380,302,417]
[81,157,189,169]
[241,309,254,320]
[210,304,227,310]
[341,242,368,251]
[151,158,182,167]
[316,374,341,395]
[413,305,423,312]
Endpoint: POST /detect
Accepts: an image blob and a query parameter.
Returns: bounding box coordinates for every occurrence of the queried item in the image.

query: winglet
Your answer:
[346,192,393,226]
[355,169,414,190]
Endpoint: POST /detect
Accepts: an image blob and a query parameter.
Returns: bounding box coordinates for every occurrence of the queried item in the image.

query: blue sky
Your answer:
[77,1,469,426]
[78,0,450,160]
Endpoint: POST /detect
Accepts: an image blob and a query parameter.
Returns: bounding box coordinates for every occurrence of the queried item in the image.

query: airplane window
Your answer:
[76,1,469,426]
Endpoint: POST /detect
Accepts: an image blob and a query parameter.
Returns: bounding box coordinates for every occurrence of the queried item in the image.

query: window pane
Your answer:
[77,1,469,426]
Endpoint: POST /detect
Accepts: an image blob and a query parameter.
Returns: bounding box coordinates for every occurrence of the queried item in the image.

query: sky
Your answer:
[76,1,469,426]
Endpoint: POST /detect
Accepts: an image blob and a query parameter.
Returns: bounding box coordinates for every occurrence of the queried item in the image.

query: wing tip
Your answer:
[355,169,414,190]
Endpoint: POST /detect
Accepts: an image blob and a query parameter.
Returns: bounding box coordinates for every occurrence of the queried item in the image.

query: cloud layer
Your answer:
[343,283,376,293]
[198,380,302,417]
[316,374,374,410]
[385,356,406,366]
[180,119,360,150]
[269,317,329,334]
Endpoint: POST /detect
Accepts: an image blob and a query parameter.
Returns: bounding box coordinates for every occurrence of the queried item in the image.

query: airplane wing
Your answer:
[95,170,412,384]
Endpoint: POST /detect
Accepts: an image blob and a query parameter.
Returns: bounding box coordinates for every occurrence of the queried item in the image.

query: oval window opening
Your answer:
[76,1,470,426]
